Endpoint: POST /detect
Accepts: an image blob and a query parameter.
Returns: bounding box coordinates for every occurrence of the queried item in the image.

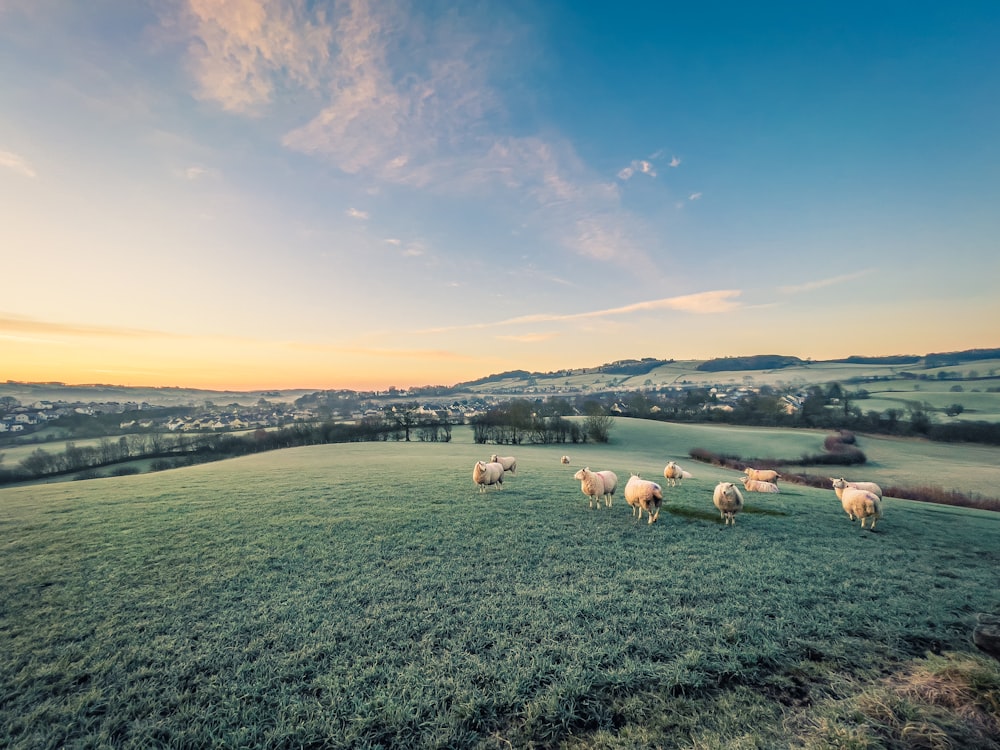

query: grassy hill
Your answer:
[3,420,999,748]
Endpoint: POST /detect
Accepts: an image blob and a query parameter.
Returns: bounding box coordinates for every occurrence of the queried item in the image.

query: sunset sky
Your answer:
[2,1,998,390]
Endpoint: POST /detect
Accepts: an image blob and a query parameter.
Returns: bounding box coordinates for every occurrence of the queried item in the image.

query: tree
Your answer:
[583,405,614,443]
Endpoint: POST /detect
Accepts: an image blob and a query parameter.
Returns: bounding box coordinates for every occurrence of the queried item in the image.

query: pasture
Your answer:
[2,421,999,748]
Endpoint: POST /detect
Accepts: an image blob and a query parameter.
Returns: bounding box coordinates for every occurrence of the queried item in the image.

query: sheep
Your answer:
[739,475,780,493]
[624,473,663,524]
[837,487,883,530]
[490,454,517,474]
[830,478,883,529]
[713,482,745,525]
[573,467,617,509]
[662,461,694,487]
[473,460,504,493]
[829,477,883,498]
[744,467,780,483]
[560,455,570,464]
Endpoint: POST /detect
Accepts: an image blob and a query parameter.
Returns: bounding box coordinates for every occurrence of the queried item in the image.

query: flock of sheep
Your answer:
[473,454,885,530]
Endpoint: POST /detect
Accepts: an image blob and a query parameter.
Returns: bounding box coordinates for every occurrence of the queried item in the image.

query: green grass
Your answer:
[2,422,999,748]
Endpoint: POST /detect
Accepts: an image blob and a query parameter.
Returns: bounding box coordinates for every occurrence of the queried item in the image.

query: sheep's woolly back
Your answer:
[744,467,780,483]
[490,455,517,474]
[740,476,780,493]
[830,477,882,498]
[840,487,883,529]
[624,474,663,523]
[596,470,618,497]
[830,477,884,501]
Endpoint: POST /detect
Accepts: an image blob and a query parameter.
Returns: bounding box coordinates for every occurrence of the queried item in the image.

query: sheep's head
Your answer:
[830,477,848,489]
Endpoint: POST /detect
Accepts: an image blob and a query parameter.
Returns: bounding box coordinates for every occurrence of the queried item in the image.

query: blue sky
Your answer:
[2,1,998,389]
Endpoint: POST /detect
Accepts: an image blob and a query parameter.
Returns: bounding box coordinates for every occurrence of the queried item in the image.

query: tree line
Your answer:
[0,412,453,485]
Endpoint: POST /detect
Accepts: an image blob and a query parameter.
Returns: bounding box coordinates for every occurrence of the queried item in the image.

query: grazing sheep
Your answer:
[744,467,780,483]
[739,475,780,493]
[713,482,745,525]
[490,454,517,474]
[663,461,694,487]
[574,467,617,509]
[829,477,883,498]
[830,478,883,529]
[560,455,570,464]
[473,460,504,493]
[624,474,663,524]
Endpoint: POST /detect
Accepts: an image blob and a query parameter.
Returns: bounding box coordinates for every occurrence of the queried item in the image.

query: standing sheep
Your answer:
[831,478,883,529]
[473,460,504,493]
[663,461,694,487]
[573,467,617,508]
[624,474,663,524]
[744,467,780,484]
[560,455,570,464]
[713,482,745,525]
[490,454,517,474]
[739,475,780,493]
[829,477,883,498]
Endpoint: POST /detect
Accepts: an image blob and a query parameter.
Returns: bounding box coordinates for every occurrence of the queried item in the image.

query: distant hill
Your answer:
[696,355,804,372]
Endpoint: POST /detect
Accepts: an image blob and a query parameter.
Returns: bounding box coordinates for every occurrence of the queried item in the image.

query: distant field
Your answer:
[5,419,999,500]
[3,420,999,748]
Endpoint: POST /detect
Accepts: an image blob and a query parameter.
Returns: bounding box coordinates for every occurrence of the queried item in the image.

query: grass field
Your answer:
[2,421,999,748]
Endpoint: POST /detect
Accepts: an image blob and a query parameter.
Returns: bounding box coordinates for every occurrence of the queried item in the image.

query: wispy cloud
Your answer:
[688,192,702,201]
[177,0,332,113]
[346,207,369,220]
[0,149,37,178]
[617,159,656,181]
[497,332,558,343]
[180,165,220,180]
[174,1,660,273]
[779,269,876,294]
[418,289,742,333]
[669,155,681,168]
[0,314,184,340]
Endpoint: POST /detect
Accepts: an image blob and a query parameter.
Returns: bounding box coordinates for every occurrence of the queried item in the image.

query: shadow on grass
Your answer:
[664,505,789,524]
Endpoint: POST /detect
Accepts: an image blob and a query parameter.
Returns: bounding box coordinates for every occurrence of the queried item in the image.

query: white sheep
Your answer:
[560,455,570,464]
[490,454,517,474]
[744,467,780,483]
[837,486,883,530]
[829,477,883,498]
[830,478,883,529]
[473,460,504,493]
[739,475,780,493]
[574,467,617,509]
[713,482,745,525]
[663,461,694,487]
[624,474,663,524]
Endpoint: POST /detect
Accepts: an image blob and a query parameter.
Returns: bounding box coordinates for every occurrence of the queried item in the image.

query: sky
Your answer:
[2,1,999,391]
